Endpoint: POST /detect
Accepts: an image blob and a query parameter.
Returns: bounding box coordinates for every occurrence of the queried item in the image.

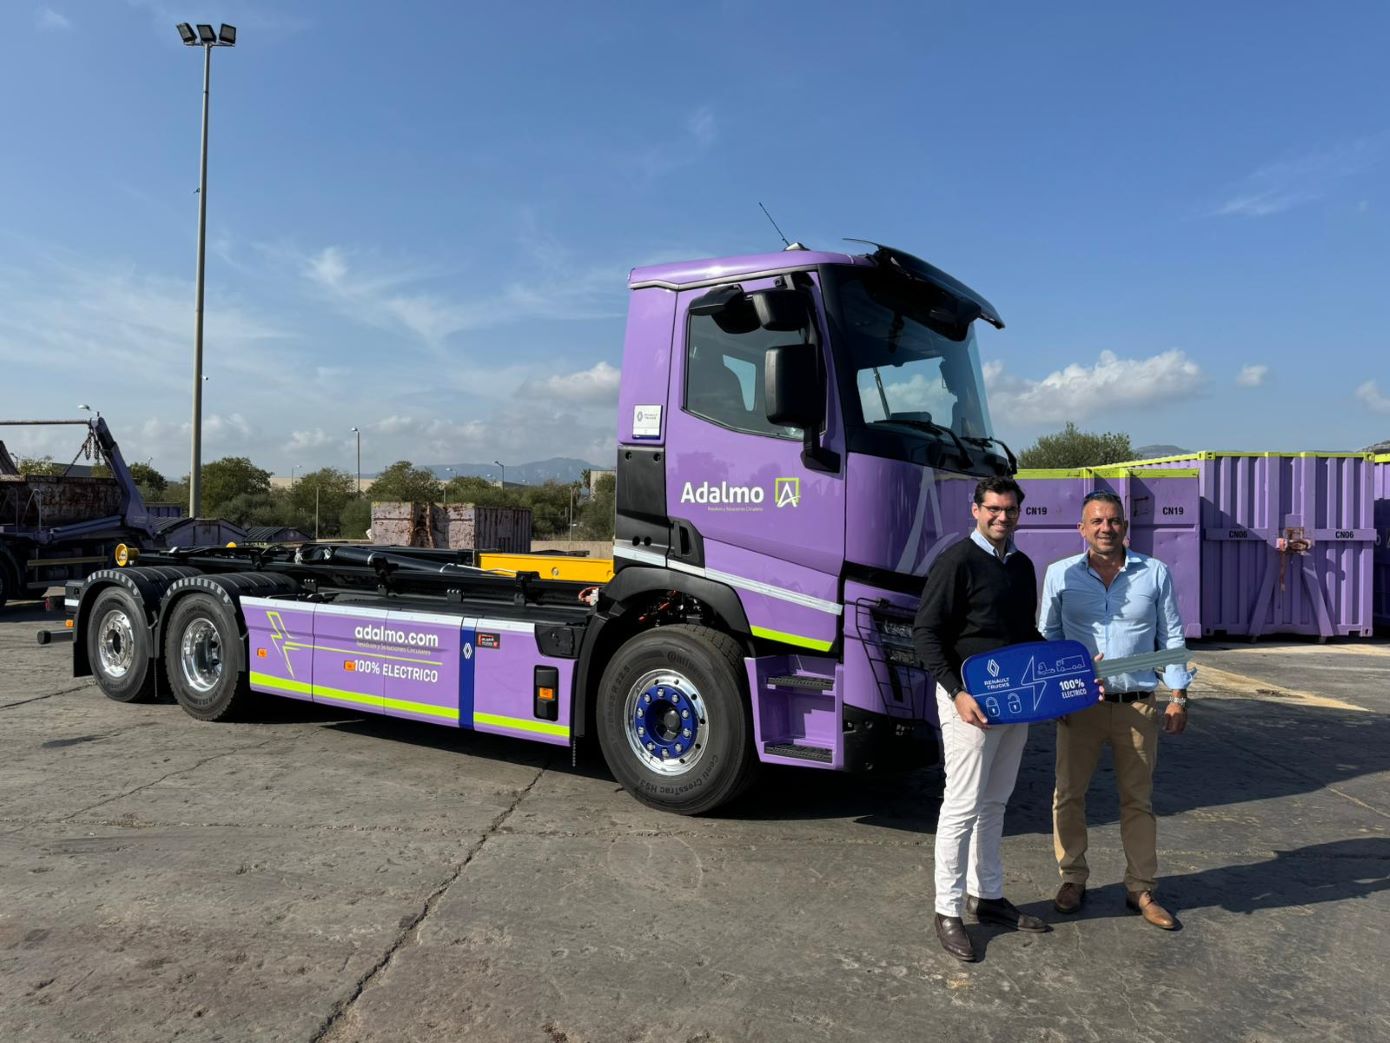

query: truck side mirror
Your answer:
[765,343,823,428]
[749,289,811,332]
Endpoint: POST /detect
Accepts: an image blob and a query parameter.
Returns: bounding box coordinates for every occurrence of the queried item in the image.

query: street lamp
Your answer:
[350,426,361,494]
[443,467,455,508]
[493,459,505,488]
[176,20,237,518]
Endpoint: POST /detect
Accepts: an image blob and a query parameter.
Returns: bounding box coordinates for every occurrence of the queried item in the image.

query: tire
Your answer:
[596,624,757,815]
[86,586,158,703]
[162,593,254,722]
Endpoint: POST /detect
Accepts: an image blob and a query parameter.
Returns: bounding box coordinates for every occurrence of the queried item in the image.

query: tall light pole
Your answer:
[350,427,361,494]
[493,459,505,489]
[176,21,237,517]
[443,466,455,508]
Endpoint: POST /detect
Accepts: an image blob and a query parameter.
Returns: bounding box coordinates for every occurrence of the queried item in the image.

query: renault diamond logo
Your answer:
[774,476,801,508]
[987,658,1001,678]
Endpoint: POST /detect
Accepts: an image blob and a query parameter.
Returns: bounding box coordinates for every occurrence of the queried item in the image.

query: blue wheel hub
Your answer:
[632,681,699,763]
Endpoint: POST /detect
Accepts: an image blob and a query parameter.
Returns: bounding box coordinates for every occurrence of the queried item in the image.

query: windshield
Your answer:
[824,266,995,462]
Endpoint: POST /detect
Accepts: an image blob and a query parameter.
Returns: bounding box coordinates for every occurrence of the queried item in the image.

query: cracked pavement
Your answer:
[2,603,1388,1042]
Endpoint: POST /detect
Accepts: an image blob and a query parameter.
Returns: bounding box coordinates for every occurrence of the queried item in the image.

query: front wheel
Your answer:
[162,593,254,721]
[596,625,756,815]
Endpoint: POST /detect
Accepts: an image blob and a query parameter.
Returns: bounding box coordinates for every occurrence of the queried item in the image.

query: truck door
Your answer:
[664,275,846,652]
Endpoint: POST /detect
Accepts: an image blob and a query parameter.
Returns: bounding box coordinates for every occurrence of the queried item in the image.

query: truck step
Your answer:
[762,742,832,763]
[765,675,834,691]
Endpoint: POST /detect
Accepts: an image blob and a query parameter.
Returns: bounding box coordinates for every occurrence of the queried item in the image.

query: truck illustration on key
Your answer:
[51,242,1017,814]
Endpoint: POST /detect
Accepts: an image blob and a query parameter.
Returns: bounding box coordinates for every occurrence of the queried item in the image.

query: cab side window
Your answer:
[684,313,803,440]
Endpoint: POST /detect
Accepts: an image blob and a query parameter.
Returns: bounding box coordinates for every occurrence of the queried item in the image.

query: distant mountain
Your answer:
[1132,444,1190,460]
[1363,439,1390,454]
[414,457,611,485]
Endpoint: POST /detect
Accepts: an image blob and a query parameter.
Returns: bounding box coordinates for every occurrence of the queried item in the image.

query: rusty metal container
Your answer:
[0,474,122,528]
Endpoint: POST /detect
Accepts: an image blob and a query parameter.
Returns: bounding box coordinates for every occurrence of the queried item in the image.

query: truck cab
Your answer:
[592,243,1011,788]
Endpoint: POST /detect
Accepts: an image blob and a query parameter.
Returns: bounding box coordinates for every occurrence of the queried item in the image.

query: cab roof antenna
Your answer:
[758,202,806,251]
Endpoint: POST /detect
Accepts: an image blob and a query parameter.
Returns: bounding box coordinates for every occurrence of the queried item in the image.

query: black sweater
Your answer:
[912,535,1044,698]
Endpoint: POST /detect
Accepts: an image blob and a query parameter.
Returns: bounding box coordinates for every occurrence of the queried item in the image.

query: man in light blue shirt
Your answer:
[1038,490,1193,930]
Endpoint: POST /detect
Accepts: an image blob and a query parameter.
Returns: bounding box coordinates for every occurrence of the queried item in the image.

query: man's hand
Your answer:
[953,690,990,729]
[1093,652,1107,702]
[1163,702,1188,734]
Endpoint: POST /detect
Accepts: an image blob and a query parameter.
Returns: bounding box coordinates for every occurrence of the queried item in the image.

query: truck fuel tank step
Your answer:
[765,674,834,691]
[762,742,832,763]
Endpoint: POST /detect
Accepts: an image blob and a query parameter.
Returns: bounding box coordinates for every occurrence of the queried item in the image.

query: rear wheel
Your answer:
[596,624,756,815]
[163,593,253,721]
[87,586,157,703]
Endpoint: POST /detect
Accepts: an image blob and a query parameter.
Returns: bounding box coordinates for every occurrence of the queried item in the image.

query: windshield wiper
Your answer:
[885,416,972,469]
[962,435,1018,472]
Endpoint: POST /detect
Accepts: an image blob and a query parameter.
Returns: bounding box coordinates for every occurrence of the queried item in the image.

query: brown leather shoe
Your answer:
[1126,890,1177,929]
[934,913,977,962]
[1054,882,1085,914]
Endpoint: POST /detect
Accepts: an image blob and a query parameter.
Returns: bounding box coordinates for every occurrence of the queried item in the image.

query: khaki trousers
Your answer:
[1052,696,1161,893]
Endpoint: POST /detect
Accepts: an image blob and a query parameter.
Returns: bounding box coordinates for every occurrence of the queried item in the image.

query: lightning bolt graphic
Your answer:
[266,611,296,678]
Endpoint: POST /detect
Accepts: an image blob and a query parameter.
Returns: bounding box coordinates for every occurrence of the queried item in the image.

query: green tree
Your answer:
[202,457,273,514]
[17,455,64,476]
[443,475,505,508]
[369,460,441,503]
[288,468,356,537]
[1018,423,1134,469]
[339,497,371,539]
[128,462,168,498]
[521,480,573,537]
[577,472,615,539]
[217,490,288,528]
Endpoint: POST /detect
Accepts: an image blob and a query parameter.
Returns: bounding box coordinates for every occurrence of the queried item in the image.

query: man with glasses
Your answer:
[1038,489,1192,930]
[914,476,1049,962]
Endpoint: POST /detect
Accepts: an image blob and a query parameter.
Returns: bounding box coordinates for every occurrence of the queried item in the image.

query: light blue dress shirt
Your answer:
[1038,550,1194,693]
[969,528,1018,561]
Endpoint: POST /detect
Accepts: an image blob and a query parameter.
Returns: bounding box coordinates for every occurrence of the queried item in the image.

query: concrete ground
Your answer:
[2,602,1388,1043]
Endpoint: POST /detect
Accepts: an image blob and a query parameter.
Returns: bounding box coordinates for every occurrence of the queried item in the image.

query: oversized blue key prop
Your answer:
[961,640,1101,725]
[960,640,1193,725]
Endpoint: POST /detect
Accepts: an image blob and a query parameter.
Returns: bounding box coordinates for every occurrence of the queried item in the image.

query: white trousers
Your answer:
[933,684,1029,917]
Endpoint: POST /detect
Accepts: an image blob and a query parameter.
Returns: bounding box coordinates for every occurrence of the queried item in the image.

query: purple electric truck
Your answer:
[56,243,1015,814]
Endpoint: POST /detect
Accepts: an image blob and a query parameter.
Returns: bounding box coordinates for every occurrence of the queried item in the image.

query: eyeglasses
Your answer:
[979,505,1020,517]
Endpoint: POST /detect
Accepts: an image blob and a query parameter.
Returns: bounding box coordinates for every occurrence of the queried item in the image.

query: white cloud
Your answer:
[983,349,1203,424]
[1355,380,1390,414]
[288,429,333,452]
[516,361,620,405]
[36,7,71,30]
[1236,364,1269,388]
[1214,136,1384,218]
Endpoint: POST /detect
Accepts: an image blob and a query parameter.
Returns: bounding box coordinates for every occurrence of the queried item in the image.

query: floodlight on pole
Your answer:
[176,19,236,518]
[494,459,505,488]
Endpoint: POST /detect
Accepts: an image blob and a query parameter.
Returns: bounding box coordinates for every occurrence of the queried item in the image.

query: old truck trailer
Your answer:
[55,243,1016,814]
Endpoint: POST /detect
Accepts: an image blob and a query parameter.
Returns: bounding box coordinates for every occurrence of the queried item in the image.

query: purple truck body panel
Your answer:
[615,288,677,448]
[629,250,868,290]
[240,598,571,747]
[1129,454,1374,638]
[1374,455,1390,628]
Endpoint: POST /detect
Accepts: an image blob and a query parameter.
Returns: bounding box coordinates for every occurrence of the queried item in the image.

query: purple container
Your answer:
[1374,454,1390,628]
[1013,469,1202,639]
[1129,453,1375,639]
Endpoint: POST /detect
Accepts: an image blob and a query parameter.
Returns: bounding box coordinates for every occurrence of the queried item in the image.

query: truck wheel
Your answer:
[596,624,756,815]
[163,593,253,721]
[87,586,157,703]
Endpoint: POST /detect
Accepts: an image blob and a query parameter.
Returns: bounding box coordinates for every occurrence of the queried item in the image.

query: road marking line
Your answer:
[1192,663,1369,712]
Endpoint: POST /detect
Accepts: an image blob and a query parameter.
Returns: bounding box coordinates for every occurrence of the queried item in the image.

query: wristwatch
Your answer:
[1170,694,1189,709]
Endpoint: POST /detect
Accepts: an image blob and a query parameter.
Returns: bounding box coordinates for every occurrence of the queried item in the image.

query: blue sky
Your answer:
[1,0,1386,479]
